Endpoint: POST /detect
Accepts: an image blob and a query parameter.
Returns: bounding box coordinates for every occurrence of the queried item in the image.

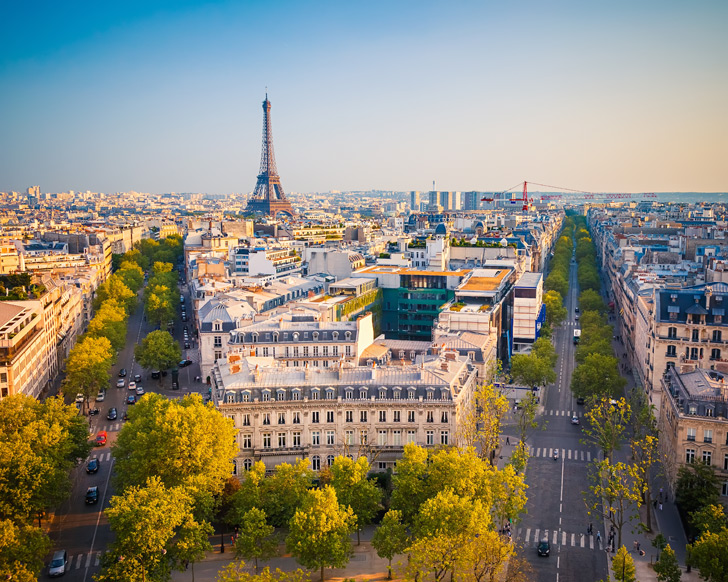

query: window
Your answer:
[263,433,271,449]
[293,346,299,357]
[724,454,728,471]
[242,434,252,449]
[262,392,270,402]
[311,456,321,471]
[360,430,368,445]
[214,336,222,348]
[0,373,7,383]
[712,349,721,361]
[214,322,221,331]
[441,431,449,445]
[393,410,401,422]
[686,448,695,463]
[441,411,449,423]
[345,430,354,445]
[667,345,676,357]
[707,408,715,417]
[326,431,335,445]
[244,459,252,471]
[426,430,434,445]
[262,413,270,425]
[346,390,353,400]
[378,430,388,446]
[705,429,713,443]
[313,346,319,357]
[692,330,700,342]
[393,390,400,400]
[379,389,386,399]
[378,462,387,470]
[407,430,416,443]
[292,391,300,401]
[327,455,335,466]
[408,410,415,422]
[215,350,222,361]
[703,451,713,465]
[243,414,251,426]
[278,412,286,425]
[276,390,285,401]
[323,346,329,356]
[723,482,728,497]
[346,345,352,357]
[325,390,334,400]
[345,410,353,423]
[379,411,387,422]
[325,410,334,423]
[360,410,368,422]
[292,412,300,424]
[311,411,319,423]
[360,390,367,400]
[278,433,286,447]
[303,346,309,357]
[311,431,320,446]
[393,430,401,446]
[668,327,677,339]
[333,346,339,356]
[408,390,416,400]
[426,411,434,423]
[426,391,434,401]
[689,405,698,415]
[687,428,696,441]
[293,432,301,447]
[311,390,320,400]
[714,330,722,342]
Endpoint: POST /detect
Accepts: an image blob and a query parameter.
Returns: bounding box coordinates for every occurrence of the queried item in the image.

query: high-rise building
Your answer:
[410,191,421,211]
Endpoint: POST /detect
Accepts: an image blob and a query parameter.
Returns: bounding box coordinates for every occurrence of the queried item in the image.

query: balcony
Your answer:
[254,445,310,456]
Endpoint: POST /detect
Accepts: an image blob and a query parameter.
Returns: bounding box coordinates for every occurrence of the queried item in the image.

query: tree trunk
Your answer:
[388,560,392,580]
[321,564,325,582]
[357,527,361,545]
[191,562,195,582]
[255,557,259,573]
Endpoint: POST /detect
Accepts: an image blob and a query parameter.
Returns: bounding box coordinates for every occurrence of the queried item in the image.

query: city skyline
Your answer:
[1,0,727,195]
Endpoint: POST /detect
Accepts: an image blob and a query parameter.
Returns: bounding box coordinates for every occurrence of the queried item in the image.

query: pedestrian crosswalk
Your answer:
[545,409,582,417]
[70,551,105,569]
[88,452,113,462]
[518,527,600,550]
[529,447,592,462]
[88,422,121,434]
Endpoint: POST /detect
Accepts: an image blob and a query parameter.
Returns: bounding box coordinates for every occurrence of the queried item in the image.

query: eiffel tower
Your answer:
[246,94,295,217]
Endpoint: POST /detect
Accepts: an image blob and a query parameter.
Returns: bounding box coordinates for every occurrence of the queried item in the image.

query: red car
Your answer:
[95,431,107,446]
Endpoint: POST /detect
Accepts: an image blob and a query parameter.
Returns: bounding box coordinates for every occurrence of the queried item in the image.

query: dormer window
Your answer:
[313,331,319,341]
[293,332,299,342]
[262,390,270,402]
[359,389,367,400]
[311,388,320,400]
[408,389,416,400]
[214,321,221,332]
[379,389,387,399]
[345,331,352,340]
[273,333,279,343]
[332,331,339,340]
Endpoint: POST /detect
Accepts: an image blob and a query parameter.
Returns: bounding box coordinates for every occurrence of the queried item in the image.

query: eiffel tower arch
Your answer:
[245,95,295,218]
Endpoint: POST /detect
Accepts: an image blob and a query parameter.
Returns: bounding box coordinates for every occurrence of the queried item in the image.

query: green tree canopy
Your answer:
[112,393,237,501]
[372,510,409,579]
[543,290,567,328]
[545,271,568,298]
[286,486,355,581]
[690,504,728,537]
[676,463,721,522]
[64,335,114,406]
[95,274,137,313]
[688,529,728,582]
[135,330,182,373]
[234,508,279,573]
[262,459,316,528]
[582,397,630,460]
[571,353,625,400]
[510,352,556,388]
[653,544,682,582]
[329,456,382,544]
[0,519,52,581]
[578,289,606,313]
[87,299,128,352]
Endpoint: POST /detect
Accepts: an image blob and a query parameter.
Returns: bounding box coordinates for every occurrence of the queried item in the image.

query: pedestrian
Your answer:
[588,523,593,535]
[659,502,663,511]
[506,436,510,445]
[596,531,601,543]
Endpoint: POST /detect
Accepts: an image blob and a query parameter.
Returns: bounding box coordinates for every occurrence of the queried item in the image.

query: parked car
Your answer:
[86,458,99,474]
[118,368,127,377]
[48,549,68,577]
[576,397,585,405]
[181,314,187,322]
[179,359,193,367]
[75,393,85,404]
[134,374,142,383]
[95,390,105,402]
[85,486,99,504]
[95,431,107,446]
[127,394,136,405]
[151,370,161,379]
[116,378,126,388]
[107,407,117,421]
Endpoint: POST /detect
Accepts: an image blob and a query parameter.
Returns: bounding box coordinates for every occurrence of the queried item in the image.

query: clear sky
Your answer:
[1,0,726,194]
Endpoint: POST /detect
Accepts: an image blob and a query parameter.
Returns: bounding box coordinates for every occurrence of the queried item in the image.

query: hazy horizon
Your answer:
[2,0,726,195]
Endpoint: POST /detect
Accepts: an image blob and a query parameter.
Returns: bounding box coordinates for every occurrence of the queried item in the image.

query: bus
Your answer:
[573,329,581,344]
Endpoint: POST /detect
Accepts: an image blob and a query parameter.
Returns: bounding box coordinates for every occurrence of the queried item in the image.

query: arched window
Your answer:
[243,459,253,471]
[311,456,321,471]
[293,332,299,342]
[332,331,339,340]
[232,460,238,475]
[345,331,352,340]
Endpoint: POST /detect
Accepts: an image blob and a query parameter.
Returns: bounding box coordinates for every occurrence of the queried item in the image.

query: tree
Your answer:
[153,261,174,275]
[329,456,382,544]
[585,459,642,550]
[509,352,556,388]
[0,395,92,524]
[531,337,558,368]
[262,459,315,528]
[458,530,514,582]
[227,462,267,527]
[234,508,278,573]
[390,443,431,525]
[87,299,128,352]
[579,289,606,313]
[455,381,509,463]
[514,391,541,445]
[286,486,355,582]
[675,463,721,521]
[64,335,114,408]
[135,330,182,375]
[0,519,52,581]
[97,476,194,582]
[612,545,636,582]
[216,564,310,582]
[571,353,625,401]
[172,515,213,581]
[581,397,630,461]
[117,261,145,292]
[654,544,682,582]
[95,274,137,313]
[545,271,568,298]
[543,290,567,328]
[688,529,728,582]
[690,504,728,537]
[372,510,409,579]
[112,393,237,500]
[145,292,176,329]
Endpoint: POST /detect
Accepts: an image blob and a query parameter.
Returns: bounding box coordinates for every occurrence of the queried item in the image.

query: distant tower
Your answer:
[246,94,295,217]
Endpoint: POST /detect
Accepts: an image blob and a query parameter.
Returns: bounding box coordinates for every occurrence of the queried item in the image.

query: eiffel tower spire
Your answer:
[246,94,295,217]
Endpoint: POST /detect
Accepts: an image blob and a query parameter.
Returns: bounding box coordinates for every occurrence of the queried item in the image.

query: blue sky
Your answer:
[1,0,726,194]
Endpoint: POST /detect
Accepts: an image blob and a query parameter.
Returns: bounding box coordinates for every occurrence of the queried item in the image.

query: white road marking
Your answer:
[562,531,566,545]
[75,554,83,568]
[85,552,92,568]
[525,528,531,542]
[94,552,101,566]
[571,533,575,546]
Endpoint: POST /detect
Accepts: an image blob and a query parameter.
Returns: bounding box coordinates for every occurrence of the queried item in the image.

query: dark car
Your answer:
[179,359,193,367]
[107,407,117,420]
[86,458,99,474]
[181,314,187,322]
[127,394,136,405]
[576,397,585,405]
[85,486,99,504]
[184,342,191,349]
[172,382,179,390]
[134,374,142,383]
[151,370,161,379]
[118,368,127,378]
[537,540,550,557]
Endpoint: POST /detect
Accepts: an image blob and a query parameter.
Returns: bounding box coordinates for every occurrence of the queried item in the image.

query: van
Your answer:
[49,549,68,577]
[180,295,185,303]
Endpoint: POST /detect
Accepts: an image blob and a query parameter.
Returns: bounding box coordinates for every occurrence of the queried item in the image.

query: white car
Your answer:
[116,379,126,388]
[75,393,85,404]
[136,385,144,396]
[95,391,105,402]
[571,416,580,425]
[128,381,136,391]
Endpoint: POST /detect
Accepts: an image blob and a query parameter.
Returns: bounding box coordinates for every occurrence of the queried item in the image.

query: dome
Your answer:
[435,223,448,235]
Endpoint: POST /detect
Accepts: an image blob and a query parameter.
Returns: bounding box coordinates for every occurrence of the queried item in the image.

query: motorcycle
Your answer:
[553,450,559,461]
[88,408,100,416]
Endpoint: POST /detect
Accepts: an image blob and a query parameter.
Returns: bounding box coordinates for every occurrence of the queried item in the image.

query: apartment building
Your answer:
[212,349,478,473]
[659,366,728,506]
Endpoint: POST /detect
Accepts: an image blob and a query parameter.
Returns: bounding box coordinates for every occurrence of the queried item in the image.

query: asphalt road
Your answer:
[515,256,609,582]
[46,274,205,580]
